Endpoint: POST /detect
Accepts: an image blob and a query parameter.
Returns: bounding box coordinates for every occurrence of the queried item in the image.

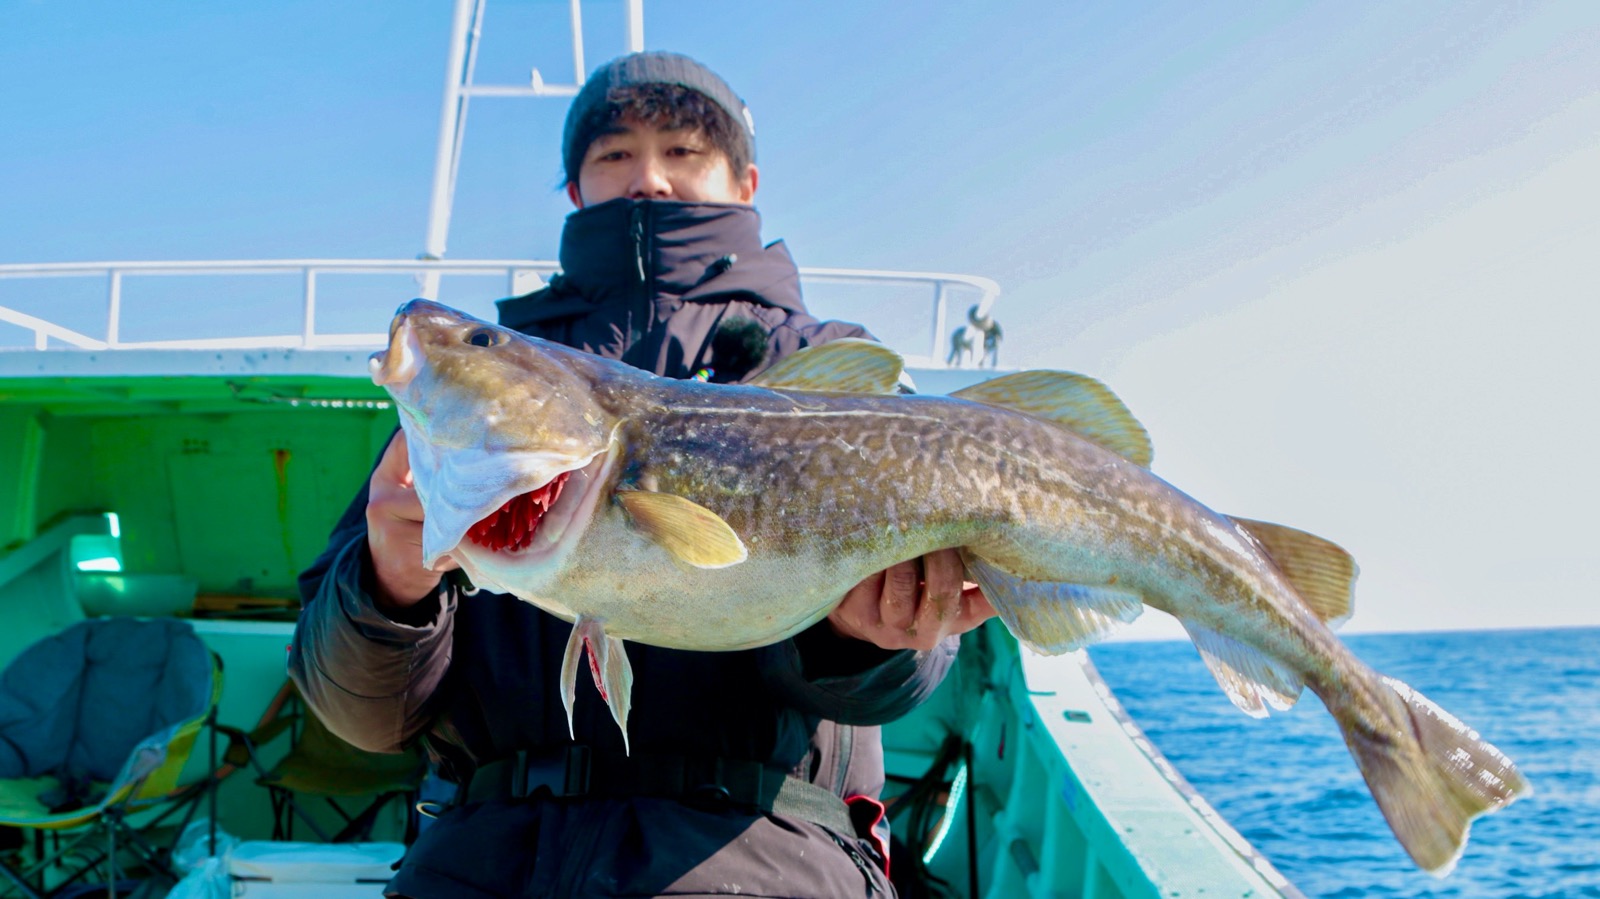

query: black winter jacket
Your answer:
[290,199,956,897]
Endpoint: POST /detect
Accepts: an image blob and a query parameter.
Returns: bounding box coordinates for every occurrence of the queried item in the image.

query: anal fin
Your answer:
[560,616,636,754]
[964,554,1143,654]
[1182,622,1304,717]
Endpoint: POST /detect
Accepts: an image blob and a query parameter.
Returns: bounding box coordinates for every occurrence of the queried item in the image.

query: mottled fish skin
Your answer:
[372,300,1528,874]
[543,373,1334,669]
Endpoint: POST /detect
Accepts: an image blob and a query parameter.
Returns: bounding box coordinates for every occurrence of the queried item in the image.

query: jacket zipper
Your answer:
[629,203,649,350]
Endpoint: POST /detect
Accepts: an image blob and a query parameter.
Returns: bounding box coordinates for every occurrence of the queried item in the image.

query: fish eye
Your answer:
[466,328,504,348]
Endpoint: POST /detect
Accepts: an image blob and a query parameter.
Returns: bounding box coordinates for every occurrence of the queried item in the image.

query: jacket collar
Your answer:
[555,198,803,313]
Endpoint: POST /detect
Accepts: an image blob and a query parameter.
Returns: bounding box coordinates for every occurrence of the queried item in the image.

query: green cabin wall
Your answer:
[33,416,101,531]
[68,407,394,597]
[0,406,44,552]
[3,374,395,610]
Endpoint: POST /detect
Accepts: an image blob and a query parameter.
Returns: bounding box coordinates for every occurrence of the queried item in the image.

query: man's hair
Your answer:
[563,83,752,187]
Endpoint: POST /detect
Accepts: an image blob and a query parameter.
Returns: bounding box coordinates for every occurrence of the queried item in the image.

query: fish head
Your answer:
[371,299,618,578]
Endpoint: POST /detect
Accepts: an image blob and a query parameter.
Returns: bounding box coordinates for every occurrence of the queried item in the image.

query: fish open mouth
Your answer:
[465,473,572,552]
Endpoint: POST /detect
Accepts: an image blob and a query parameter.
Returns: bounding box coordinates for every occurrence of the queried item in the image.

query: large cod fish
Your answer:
[371,299,1526,875]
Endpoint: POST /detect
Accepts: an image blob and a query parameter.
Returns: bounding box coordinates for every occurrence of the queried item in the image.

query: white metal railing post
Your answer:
[624,0,644,51]
[569,0,586,81]
[412,0,611,304]
[107,270,122,347]
[302,268,318,346]
[420,0,483,300]
[932,281,947,363]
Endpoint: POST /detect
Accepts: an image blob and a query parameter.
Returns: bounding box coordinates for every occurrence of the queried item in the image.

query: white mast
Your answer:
[416,0,646,299]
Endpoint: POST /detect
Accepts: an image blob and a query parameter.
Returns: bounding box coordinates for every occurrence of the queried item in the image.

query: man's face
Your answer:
[568,117,758,208]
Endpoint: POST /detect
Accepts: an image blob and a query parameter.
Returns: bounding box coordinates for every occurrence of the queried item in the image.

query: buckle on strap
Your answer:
[519,744,588,797]
[469,746,592,803]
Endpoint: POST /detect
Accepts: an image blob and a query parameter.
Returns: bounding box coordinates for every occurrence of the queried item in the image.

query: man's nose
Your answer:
[627,157,672,199]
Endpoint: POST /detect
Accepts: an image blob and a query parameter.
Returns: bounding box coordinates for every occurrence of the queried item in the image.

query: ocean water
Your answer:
[1086,627,1600,899]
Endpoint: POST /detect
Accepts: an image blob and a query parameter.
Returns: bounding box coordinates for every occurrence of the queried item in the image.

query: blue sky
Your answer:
[3,1,1597,636]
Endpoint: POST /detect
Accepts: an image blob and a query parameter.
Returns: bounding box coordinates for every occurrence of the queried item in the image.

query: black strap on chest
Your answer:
[458,746,854,833]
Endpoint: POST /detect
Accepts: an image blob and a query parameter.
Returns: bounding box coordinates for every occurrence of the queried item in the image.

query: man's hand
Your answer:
[366,433,458,611]
[827,549,996,651]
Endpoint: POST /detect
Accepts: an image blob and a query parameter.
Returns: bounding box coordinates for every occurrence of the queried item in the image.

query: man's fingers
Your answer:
[883,549,966,651]
[825,571,880,642]
[388,435,416,489]
[370,436,425,524]
[366,431,446,606]
[829,552,999,650]
[384,516,422,545]
[376,518,456,570]
[374,432,408,476]
[953,584,996,632]
[879,559,921,632]
[919,550,964,622]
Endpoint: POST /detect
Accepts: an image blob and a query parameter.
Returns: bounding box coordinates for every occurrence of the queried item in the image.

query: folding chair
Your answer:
[218,681,424,844]
[0,617,222,899]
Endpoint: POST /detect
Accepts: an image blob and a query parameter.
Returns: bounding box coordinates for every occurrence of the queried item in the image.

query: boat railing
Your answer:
[0,258,1000,368]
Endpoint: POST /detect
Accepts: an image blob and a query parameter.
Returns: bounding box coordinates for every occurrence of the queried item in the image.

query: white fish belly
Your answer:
[507,519,900,650]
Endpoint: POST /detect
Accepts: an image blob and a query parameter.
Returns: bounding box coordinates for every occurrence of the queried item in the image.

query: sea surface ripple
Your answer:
[1087,627,1600,899]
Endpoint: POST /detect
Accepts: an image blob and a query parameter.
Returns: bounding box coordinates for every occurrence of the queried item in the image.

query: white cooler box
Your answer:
[228,841,404,898]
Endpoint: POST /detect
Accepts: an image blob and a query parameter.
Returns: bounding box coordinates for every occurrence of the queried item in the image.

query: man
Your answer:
[292,51,994,898]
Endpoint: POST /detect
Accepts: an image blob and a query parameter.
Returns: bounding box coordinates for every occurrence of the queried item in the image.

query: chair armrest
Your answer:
[215,716,296,771]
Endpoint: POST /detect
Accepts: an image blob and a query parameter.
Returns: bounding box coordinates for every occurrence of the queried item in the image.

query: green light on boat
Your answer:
[71,519,124,571]
[923,761,968,865]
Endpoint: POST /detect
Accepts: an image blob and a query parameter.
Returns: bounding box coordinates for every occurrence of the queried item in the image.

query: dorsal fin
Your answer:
[951,371,1153,468]
[1229,517,1358,629]
[747,338,904,395]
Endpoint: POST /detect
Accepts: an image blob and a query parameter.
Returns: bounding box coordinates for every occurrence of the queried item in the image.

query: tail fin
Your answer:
[1341,676,1530,875]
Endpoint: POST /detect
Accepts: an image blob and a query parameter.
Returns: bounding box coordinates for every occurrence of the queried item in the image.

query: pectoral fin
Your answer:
[748,338,905,395]
[616,490,748,569]
[1182,622,1304,717]
[964,554,1144,654]
[951,371,1153,468]
[560,615,636,754]
[1229,517,1358,629]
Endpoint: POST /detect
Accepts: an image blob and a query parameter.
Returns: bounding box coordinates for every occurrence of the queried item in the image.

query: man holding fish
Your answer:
[293,52,994,897]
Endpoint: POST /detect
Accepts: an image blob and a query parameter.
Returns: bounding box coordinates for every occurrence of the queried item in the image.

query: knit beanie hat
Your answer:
[562,51,756,183]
